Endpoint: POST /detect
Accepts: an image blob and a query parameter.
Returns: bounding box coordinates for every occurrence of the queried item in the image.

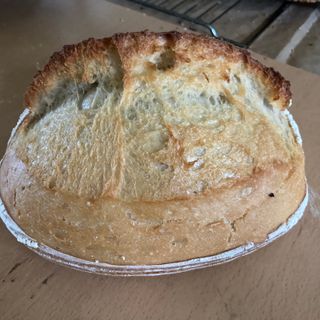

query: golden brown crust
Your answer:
[24,32,291,112]
[24,37,113,115]
[242,53,291,108]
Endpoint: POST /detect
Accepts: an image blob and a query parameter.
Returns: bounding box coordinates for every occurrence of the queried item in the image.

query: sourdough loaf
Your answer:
[0,32,306,264]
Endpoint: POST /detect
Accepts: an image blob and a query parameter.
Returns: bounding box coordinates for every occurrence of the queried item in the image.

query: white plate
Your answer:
[0,190,308,276]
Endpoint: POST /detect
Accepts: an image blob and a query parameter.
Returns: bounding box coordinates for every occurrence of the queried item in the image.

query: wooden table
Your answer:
[1,1,320,319]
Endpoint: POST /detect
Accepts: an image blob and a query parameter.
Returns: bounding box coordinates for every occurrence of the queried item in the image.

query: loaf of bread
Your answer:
[0,32,306,265]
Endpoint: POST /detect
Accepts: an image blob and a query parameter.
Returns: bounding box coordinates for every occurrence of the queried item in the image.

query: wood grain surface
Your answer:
[0,1,320,319]
[250,4,316,58]
[213,0,285,43]
[288,16,320,75]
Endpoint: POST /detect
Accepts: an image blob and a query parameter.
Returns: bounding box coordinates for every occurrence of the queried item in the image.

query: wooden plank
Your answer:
[213,0,284,44]
[289,12,320,75]
[199,0,239,24]
[144,0,167,6]
[250,5,317,59]
[161,0,185,11]
[174,0,198,15]
[186,0,221,19]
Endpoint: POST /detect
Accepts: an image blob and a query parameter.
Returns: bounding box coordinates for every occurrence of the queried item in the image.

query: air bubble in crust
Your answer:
[154,162,169,171]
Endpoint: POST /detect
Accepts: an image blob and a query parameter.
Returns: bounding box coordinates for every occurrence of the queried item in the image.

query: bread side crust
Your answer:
[0,146,306,264]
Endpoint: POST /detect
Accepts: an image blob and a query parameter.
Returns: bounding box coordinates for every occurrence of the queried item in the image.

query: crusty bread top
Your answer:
[25,32,291,114]
[12,32,302,202]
